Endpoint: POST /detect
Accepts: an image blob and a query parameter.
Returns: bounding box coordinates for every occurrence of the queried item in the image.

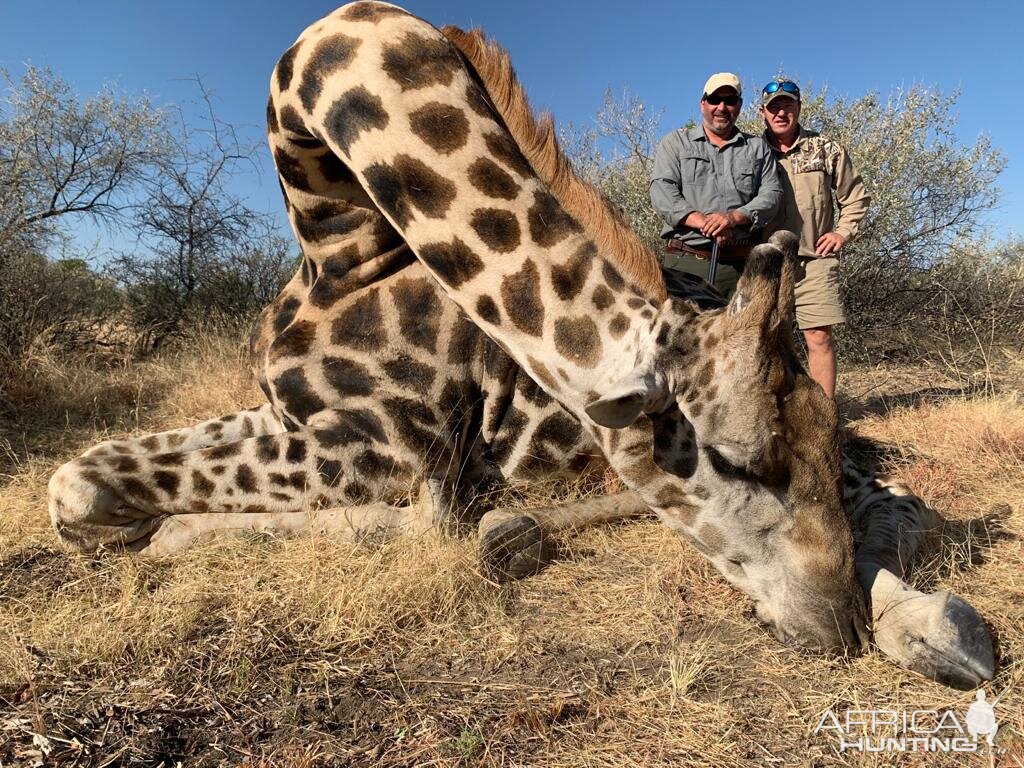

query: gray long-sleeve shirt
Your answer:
[649,126,783,248]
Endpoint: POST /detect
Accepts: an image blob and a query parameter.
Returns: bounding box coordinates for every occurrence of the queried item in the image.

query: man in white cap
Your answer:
[650,73,782,298]
[759,79,870,399]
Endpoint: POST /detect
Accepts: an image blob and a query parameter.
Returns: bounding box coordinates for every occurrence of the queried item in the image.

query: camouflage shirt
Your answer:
[762,126,870,258]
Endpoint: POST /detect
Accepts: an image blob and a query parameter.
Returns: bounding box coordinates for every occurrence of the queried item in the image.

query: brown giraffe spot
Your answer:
[273,296,302,335]
[167,433,186,448]
[698,523,726,554]
[192,470,215,498]
[468,157,520,200]
[275,41,302,92]
[266,97,279,133]
[526,355,560,391]
[279,105,314,139]
[353,449,405,479]
[627,297,646,310]
[640,308,654,320]
[236,465,259,494]
[273,367,327,424]
[448,317,481,364]
[391,277,442,353]
[554,317,602,368]
[619,457,660,486]
[311,247,363,309]
[419,237,485,288]
[324,86,389,156]
[609,313,630,339]
[409,102,470,154]
[689,402,703,417]
[528,190,582,247]
[256,436,280,464]
[122,478,158,505]
[344,482,372,503]
[704,384,718,401]
[331,288,386,351]
[113,456,139,474]
[323,357,377,397]
[340,3,408,21]
[465,82,494,118]
[382,355,436,394]
[551,242,595,301]
[601,260,625,291]
[152,452,185,467]
[210,465,227,476]
[470,208,521,253]
[274,147,311,192]
[696,360,715,389]
[519,377,553,407]
[382,397,439,453]
[297,204,365,245]
[270,320,317,362]
[316,457,343,487]
[591,284,614,310]
[692,484,710,500]
[364,154,457,228]
[298,33,362,112]
[501,259,544,337]
[489,406,530,467]
[318,150,355,184]
[531,412,584,453]
[314,409,387,449]
[140,436,160,451]
[656,487,697,524]
[285,438,307,464]
[475,295,501,325]
[483,131,533,178]
[381,32,462,92]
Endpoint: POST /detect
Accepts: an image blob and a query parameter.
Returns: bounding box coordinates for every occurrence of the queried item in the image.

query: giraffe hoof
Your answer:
[875,591,995,690]
[478,510,551,582]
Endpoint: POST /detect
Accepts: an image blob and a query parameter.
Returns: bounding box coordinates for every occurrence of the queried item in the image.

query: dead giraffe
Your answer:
[47,1,993,690]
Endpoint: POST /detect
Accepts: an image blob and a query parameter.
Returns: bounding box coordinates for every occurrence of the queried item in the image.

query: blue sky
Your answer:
[3,0,1022,252]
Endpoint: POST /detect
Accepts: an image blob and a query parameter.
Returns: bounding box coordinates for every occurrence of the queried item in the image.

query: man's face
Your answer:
[761,96,801,139]
[700,87,742,137]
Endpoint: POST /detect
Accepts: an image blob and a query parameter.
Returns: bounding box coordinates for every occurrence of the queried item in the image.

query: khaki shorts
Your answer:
[794,256,845,329]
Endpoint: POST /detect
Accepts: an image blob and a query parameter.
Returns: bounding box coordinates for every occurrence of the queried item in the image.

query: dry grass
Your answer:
[1,337,1022,766]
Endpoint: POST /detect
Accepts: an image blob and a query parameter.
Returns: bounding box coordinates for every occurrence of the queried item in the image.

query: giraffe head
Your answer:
[587,232,868,655]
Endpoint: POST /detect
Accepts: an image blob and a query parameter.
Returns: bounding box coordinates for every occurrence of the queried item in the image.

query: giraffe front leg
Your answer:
[846,462,995,688]
[477,491,648,581]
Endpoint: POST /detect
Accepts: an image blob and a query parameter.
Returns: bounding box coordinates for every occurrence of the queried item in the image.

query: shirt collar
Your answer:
[687,124,745,146]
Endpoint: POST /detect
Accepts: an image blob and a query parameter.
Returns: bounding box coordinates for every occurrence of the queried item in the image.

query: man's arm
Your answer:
[649,133,697,231]
[831,142,870,241]
[815,142,870,255]
[735,146,782,232]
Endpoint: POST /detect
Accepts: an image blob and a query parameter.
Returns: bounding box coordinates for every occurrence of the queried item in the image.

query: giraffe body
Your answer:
[48,2,994,689]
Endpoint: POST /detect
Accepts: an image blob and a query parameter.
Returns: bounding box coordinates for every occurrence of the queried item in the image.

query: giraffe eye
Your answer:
[706,446,754,481]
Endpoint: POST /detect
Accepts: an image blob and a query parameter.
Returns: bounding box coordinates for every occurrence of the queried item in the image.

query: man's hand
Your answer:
[815,231,846,256]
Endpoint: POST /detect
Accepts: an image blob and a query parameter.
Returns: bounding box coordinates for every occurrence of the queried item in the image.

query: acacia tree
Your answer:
[109,84,294,351]
[0,66,167,253]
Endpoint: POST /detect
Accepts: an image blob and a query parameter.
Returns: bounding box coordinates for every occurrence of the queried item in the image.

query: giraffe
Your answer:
[46,1,993,690]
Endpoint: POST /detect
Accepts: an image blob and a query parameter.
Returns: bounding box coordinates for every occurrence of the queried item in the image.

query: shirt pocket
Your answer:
[733,169,757,197]
[681,154,708,185]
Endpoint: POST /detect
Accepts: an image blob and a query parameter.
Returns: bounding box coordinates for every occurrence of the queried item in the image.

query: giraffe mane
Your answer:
[441,25,668,302]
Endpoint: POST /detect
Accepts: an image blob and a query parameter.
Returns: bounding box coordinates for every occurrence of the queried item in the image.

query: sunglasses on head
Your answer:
[703,93,741,106]
[762,80,800,99]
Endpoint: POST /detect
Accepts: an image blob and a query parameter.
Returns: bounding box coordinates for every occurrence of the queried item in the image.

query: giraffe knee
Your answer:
[47,460,157,552]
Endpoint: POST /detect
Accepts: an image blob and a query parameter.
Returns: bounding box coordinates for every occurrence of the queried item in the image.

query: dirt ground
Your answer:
[1,340,1021,766]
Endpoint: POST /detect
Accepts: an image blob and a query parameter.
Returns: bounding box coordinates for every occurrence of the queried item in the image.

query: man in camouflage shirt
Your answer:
[760,80,870,399]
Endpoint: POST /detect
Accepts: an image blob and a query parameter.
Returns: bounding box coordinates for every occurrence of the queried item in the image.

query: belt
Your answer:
[664,237,752,264]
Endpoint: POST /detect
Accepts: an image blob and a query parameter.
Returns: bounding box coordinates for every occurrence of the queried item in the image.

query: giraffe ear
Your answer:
[585,371,670,429]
